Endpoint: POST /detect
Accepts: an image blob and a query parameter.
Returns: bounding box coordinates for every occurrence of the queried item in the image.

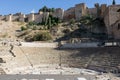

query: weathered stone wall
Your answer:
[104,5,120,38]
[0,3,94,23]
[53,8,64,20]
[63,3,87,21]
[109,5,120,26]
[19,14,25,22]
[100,4,107,17]
[12,13,23,22]
[64,7,75,20]
[75,3,87,21]
[111,20,120,39]
[0,16,6,21]
[5,15,12,21]
[27,13,35,22]
[87,8,97,17]
[34,13,43,23]
[12,16,19,21]
[5,13,25,22]
[1,3,120,40]
[104,7,111,36]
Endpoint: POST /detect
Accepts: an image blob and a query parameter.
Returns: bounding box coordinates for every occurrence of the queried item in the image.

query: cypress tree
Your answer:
[48,17,52,29]
[112,0,116,5]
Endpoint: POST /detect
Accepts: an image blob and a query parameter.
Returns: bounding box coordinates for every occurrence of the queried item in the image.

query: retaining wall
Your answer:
[21,42,58,48]
[61,42,99,48]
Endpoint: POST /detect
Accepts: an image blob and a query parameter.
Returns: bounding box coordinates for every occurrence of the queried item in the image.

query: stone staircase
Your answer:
[0,68,6,74]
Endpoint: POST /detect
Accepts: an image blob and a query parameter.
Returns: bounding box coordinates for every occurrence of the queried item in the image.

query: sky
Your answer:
[0,0,120,15]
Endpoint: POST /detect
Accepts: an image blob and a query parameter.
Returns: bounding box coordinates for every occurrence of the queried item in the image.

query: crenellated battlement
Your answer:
[0,3,100,23]
[1,2,120,41]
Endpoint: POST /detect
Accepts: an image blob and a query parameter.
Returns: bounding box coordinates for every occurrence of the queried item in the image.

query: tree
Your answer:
[48,17,52,29]
[45,17,48,26]
[112,0,116,5]
[39,14,61,29]
[33,32,52,41]
[69,18,75,24]
[48,8,52,12]
[39,6,55,13]
[51,8,55,12]
[21,26,27,31]
[39,6,48,12]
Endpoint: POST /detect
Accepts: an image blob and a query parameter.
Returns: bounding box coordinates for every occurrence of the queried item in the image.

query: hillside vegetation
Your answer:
[0,11,107,42]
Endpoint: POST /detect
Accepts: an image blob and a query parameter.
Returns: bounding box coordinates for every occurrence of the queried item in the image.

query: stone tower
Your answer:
[19,14,25,22]
[6,14,12,22]
[100,4,107,17]
[28,13,35,22]
[53,8,64,20]
[95,3,100,17]
[75,3,87,21]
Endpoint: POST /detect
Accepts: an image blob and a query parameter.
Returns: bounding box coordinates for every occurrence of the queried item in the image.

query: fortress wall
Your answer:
[12,15,19,21]
[5,14,25,22]
[27,13,35,22]
[87,8,97,17]
[100,4,107,17]
[0,3,95,22]
[0,16,6,21]
[109,5,120,26]
[6,15,12,21]
[112,20,120,39]
[19,14,25,22]
[104,5,120,38]
[104,7,112,36]
[53,8,64,20]
[34,14,43,23]
[63,7,75,20]
[75,3,87,21]
[1,3,120,40]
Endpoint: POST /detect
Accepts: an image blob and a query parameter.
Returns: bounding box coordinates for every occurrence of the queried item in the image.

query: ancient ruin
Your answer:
[0,1,119,79]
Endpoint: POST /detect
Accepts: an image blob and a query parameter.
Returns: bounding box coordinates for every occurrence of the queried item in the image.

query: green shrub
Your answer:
[32,26,37,30]
[28,21,37,26]
[33,32,52,41]
[21,26,27,31]
[69,18,75,24]
[63,29,70,34]
[24,35,33,42]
